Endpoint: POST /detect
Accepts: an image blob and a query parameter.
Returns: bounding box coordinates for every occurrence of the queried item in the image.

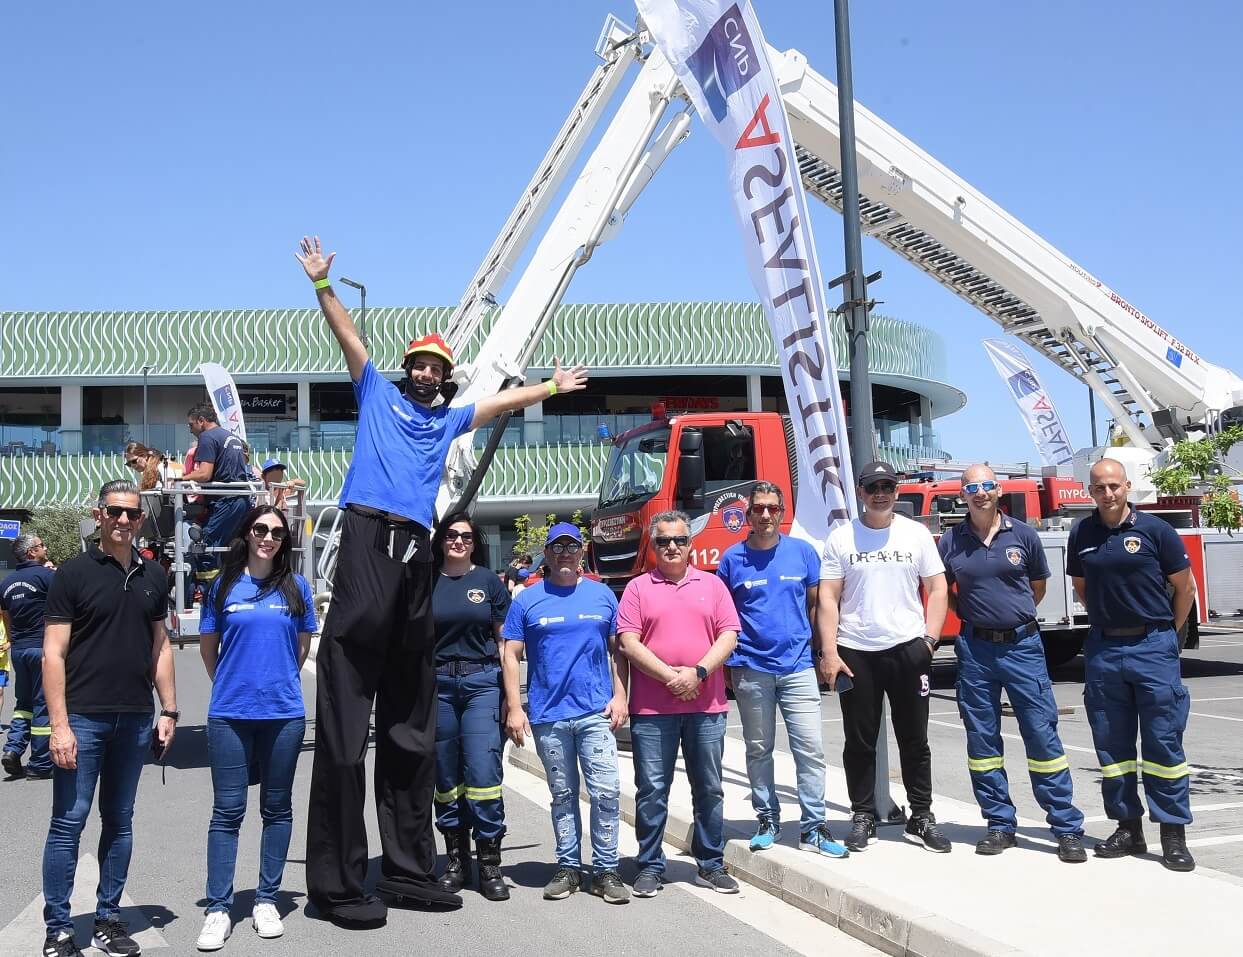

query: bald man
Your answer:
[938,466,1086,862]
[1068,458,1197,871]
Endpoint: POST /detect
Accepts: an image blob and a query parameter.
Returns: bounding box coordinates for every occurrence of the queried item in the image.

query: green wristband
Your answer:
[313,278,331,289]
[546,380,558,396]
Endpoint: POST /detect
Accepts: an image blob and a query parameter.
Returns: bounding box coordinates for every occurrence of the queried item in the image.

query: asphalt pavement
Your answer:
[0,648,878,957]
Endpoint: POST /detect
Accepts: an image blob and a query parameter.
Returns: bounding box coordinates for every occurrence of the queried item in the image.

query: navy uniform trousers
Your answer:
[956,628,1083,834]
[1083,625,1191,824]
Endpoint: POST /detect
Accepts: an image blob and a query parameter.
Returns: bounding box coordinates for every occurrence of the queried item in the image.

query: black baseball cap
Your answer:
[857,460,898,485]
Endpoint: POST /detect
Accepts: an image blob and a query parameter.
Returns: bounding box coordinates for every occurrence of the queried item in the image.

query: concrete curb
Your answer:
[507,743,1032,957]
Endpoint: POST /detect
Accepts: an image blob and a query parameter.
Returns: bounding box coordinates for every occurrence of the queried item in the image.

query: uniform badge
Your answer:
[466,588,486,604]
[1005,547,1022,566]
[722,505,746,533]
[1123,536,1141,554]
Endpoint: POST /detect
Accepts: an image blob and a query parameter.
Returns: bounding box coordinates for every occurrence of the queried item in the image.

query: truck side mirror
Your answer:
[677,428,705,510]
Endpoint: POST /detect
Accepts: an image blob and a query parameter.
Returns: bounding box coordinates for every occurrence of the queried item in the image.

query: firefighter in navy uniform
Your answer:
[938,465,1087,862]
[1068,458,1197,871]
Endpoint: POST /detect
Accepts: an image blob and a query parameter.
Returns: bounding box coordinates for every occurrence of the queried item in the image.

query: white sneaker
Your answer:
[196,911,232,951]
[251,902,284,939]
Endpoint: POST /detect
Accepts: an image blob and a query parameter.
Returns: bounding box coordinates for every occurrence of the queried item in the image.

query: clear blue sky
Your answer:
[3,1,1240,463]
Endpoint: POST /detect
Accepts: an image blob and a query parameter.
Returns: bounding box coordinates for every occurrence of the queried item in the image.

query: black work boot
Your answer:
[975,829,1017,856]
[1160,824,1196,872]
[475,837,510,901]
[1094,819,1147,858]
[438,828,472,892]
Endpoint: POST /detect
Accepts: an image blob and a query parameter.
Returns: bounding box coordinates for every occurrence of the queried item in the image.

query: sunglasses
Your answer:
[250,523,289,541]
[653,535,690,547]
[444,530,475,543]
[863,482,897,495]
[963,480,999,495]
[748,504,783,516]
[124,459,141,470]
[548,541,582,555]
[103,505,144,521]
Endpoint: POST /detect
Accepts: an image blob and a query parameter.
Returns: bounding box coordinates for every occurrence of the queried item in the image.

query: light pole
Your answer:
[141,364,154,446]
[339,277,368,350]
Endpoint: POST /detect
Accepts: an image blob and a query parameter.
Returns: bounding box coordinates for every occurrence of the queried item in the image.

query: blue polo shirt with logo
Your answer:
[1066,507,1190,627]
[501,578,617,725]
[938,516,1050,631]
[338,360,476,528]
[0,560,55,648]
[717,535,820,674]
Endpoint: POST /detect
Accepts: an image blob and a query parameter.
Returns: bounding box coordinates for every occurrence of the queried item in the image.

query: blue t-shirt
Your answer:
[338,360,476,528]
[717,535,820,674]
[201,573,318,719]
[195,425,249,483]
[1066,507,1190,627]
[938,517,1050,631]
[500,578,617,725]
[1,560,55,647]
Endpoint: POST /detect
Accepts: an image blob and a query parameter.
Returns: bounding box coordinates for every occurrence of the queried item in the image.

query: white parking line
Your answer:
[1192,696,1243,703]
[1186,834,1243,849]
[927,718,1099,755]
[1191,712,1243,723]
[1083,802,1243,824]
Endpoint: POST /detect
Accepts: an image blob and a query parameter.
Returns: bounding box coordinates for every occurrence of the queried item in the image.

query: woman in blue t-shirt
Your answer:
[196,505,317,951]
[431,512,511,902]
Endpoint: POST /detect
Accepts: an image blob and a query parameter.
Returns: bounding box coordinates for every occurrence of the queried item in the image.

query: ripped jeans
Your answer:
[533,711,621,873]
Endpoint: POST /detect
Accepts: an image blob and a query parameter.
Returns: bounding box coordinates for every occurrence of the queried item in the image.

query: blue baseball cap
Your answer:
[261,458,286,475]
[546,522,582,544]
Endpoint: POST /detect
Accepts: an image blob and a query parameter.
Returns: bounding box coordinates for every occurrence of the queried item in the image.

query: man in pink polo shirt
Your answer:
[617,510,739,898]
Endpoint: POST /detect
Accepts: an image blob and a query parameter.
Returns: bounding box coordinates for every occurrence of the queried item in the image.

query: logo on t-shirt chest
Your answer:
[467,589,486,604]
[849,550,914,565]
[1122,535,1142,554]
[1005,546,1023,566]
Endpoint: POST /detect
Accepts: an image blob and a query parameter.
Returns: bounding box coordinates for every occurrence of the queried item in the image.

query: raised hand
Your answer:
[550,358,589,395]
[295,235,336,282]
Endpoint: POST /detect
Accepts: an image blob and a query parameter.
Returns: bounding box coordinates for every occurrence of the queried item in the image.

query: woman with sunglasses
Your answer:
[196,506,317,951]
[431,513,511,901]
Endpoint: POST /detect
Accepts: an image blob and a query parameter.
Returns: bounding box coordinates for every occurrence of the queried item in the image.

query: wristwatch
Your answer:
[694,665,708,682]
[160,709,181,723]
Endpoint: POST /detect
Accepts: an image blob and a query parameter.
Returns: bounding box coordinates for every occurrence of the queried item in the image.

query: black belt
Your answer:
[437,660,496,677]
[347,503,427,532]
[968,622,1038,644]
[1101,623,1170,637]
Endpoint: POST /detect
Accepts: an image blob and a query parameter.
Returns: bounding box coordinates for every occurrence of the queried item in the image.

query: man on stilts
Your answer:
[295,236,588,928]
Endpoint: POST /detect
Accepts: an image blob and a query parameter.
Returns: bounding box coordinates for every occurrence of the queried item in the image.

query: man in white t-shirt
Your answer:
[817,460,951,854]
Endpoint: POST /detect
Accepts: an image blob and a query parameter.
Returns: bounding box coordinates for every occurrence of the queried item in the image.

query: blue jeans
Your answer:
[196,494,250,579]
[631,712,727,875]
[43,712,153,935]
[205,716,305,912]
[533,712,621,873]
[732,665,826,834]
[5,643,52,772]
[434,666,506,840]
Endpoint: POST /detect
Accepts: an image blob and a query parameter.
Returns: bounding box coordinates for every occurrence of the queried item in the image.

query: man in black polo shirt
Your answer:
[1,532,55,780]
[183,401,251,587]
[938,465,1086,862]
[1068,458,1197,872]
[40,480,178,957]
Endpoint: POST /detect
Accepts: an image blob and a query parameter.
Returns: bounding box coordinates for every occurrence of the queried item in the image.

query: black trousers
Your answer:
[838,638,934,817]
[306,508,439,907]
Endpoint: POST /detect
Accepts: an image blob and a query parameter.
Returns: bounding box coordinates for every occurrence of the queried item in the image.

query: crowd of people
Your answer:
[0,237,1198,956]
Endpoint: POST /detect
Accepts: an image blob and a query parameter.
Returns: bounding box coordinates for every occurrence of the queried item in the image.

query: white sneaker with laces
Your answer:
[196,912,232,951]
[251,903,284,939]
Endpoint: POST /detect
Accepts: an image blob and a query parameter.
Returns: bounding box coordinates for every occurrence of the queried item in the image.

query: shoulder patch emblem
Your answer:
[1123,536,1141,554]
[1005,546,1023,566]
[466,588,486,604]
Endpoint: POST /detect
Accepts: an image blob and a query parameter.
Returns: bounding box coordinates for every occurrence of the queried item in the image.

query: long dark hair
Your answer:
[432,511,490,571]
[212,504,306,620]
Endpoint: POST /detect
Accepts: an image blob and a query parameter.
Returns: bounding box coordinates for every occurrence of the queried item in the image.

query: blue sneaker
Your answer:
[800,824,849,858]
[749,818,780,851]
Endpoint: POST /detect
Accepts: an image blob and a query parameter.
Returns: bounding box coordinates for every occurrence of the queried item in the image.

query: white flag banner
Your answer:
[982,339,1073,467]
[199,362,248,444]
[636,0,857,543]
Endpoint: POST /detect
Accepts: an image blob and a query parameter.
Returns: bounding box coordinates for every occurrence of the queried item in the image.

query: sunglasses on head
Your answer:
[863,481,896,495]
[653,535,690,547]
[748,503,783,516]
[963,480,999,495]
[103,505,143,521]
[444,530,474,543]
[250,522,288,541]
[548,541,582,555]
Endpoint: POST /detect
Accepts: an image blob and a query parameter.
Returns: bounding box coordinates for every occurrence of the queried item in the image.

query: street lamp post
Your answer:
[141,364,154,447]
[339,277,368,351]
